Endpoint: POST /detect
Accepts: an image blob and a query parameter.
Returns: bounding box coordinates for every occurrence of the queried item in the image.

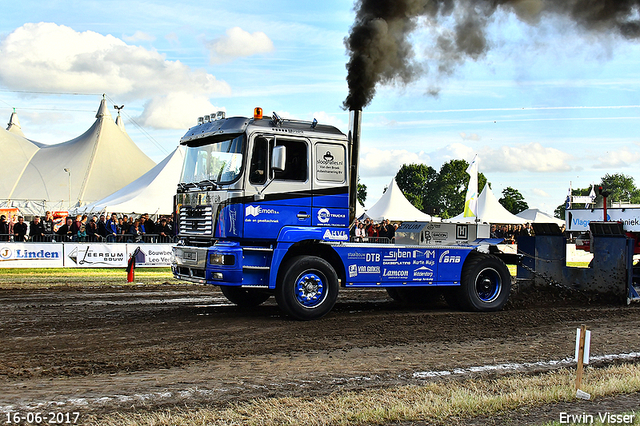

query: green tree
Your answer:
[356,178,367,207]
[600,173,640,204]
[499,186,528,214]
[557,173,640,218]
[394,159,487,219]
[395,164,437,212]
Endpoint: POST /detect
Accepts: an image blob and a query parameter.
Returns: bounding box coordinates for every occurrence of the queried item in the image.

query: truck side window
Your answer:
[249,137,268,185]
[274,140,307,182]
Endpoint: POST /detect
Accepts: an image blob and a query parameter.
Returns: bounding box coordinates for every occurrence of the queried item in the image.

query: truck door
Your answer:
[311,141,349,228]
[244,135,312,240]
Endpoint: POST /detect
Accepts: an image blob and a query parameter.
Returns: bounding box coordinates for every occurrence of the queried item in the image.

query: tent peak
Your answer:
[6,110,26,137]
[95,96,112,119]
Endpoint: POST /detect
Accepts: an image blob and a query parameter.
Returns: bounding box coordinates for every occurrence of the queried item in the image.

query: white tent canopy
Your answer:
[516,208,564,225]
[2,98,156,212]
[79,146,185,215]
[363,178,434,222]
[448,184,527,224]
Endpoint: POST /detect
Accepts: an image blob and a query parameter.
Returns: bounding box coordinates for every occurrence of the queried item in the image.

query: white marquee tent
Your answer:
[79,145,184,215]
[448,184,527,224]
[362,178,434,222]
[1,98,156,213]
[516,208,565,225]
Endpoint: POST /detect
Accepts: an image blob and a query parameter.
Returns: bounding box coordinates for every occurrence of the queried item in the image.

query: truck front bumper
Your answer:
[172,243,243,285]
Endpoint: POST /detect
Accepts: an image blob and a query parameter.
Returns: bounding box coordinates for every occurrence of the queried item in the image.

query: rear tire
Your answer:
[457,252,511,311]
[276,256,339,320]
[221,286,271,307]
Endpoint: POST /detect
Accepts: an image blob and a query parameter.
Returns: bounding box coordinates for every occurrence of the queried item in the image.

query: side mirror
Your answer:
[271,145,286,172]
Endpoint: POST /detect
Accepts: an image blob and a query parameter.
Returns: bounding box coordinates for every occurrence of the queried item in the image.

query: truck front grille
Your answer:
[179,205,214,235]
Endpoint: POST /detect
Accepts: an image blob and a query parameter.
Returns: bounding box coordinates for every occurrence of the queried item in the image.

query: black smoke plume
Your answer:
[343,0,640,111]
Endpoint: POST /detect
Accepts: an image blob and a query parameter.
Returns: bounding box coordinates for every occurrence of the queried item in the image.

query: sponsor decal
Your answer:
[1,247,60,261]
[383,249,412,265]
[383,269,409,279]
[316,208,347,225]
[68,247,125,265]
[347,252,366,260]
[246,205,279,217]
[318,208,331,224]
[245,205,280,224]
[414,266,434,278]
[413,249,436,259]
[439,249,462,264]
[349,264,358,278]
[433,232,448,239]
[456,224,468,240]
[323,229,349,241]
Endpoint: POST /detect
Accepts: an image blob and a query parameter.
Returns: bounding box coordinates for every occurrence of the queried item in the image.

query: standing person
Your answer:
[29,216,46,242]
[0,215,9,242]
[157,218,172,243]
[128,219,143,243]
[56,217,74,241]
[385,219,396,243]
[86,217,98,242]
[144,214,155,242]
[106,213,119,242]
[14,216,28,242]
[97,214,107,240]
[70,215,82,241]
[42,211,55,241]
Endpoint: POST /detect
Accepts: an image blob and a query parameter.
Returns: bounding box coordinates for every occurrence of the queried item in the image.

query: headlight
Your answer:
[209,253,235,265]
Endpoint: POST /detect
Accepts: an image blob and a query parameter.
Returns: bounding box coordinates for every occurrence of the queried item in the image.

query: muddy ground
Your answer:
[1,281,639,424]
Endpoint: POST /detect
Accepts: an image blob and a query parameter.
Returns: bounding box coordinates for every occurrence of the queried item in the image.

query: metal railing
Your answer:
[0,233,178,244]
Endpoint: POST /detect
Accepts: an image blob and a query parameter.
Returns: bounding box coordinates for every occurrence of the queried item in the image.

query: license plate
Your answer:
[183,251,197,261]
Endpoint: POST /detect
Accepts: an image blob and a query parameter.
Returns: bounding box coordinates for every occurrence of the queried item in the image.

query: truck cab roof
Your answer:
[180,112,345,146]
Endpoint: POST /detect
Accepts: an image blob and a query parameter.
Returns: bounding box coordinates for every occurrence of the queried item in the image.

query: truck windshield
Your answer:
[180,134,245,185]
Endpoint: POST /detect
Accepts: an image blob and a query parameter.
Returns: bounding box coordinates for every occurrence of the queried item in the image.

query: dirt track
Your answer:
[1,282,639,422]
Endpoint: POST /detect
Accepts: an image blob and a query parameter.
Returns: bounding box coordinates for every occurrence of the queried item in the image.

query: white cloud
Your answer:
[123,31,155,43]
[359,147,431,177]
[310,111,346,130]
[459,132,481,141]
[532,188,550,197]
[0,22,231,129]
[207,27,274,64]
[138,93,225,130]
[591,147,640,169]
[479,142,573,172]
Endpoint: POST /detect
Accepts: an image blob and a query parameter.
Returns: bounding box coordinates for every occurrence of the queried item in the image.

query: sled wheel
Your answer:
[276,256,338,320]
[458,252,511,312]
[221,286,271,307]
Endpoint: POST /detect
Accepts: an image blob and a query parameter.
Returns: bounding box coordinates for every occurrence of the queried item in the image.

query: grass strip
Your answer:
[86,362,640,426]
[0,268,182,288]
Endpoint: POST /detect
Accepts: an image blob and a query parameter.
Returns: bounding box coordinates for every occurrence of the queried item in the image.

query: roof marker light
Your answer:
[254,107,263,119]
[198,117,204,125]
[204,115,210,123]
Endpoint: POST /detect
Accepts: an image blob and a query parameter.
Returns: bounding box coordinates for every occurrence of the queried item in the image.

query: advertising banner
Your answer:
[566,208,640,232]
[64,244,128,268]
[126,244,174,267]
[0,243,64,268]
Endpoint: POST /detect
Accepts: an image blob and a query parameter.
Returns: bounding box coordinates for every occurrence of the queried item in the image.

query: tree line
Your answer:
[358,160,639,220]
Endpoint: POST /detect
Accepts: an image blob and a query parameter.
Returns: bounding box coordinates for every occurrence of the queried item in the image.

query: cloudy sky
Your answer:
[1,0,640,214]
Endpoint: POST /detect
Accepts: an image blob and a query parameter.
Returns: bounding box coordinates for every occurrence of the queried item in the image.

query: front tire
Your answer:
[457,253,511,311]
[221,286,271,307]
[276,256,339,320]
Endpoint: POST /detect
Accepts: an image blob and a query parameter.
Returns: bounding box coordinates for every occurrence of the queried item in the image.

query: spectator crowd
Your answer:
[0,212,175,243]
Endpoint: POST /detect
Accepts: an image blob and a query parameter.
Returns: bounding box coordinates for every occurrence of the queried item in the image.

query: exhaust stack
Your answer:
[348,109,362,224]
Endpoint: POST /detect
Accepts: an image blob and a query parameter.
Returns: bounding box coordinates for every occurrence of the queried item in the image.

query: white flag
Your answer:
[464,155,478,217]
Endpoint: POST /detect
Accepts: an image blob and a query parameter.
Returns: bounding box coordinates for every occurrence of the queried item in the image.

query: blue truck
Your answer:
[171,108,511,320]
